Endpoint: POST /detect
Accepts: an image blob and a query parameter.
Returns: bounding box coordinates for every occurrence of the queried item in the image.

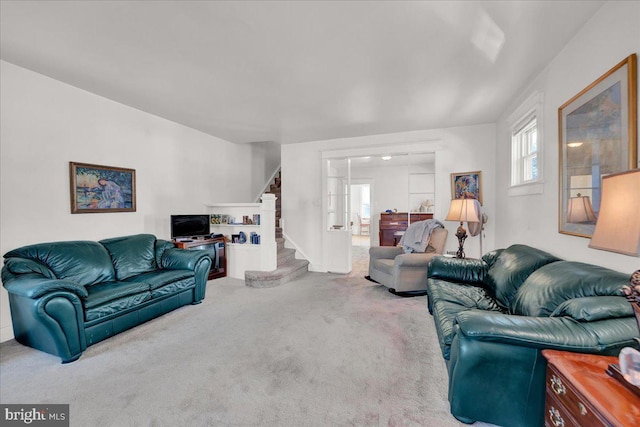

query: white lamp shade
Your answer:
[589,169,640,256]
[445,199,481,223]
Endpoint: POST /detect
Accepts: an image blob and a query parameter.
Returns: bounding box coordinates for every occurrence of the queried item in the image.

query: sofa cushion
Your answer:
[427,279,504,312]
[85,292,152,322]
[428,280,505,359]
[124,269,194,290]
[485,244,560,310]
[428,257,488,285]
[100,234,157,280]
[432,300,465,359]
[4,241,115,285]
[511,261,631,317]
[551,296,633,322]
[84,281,150,309]
[151,278,195,298]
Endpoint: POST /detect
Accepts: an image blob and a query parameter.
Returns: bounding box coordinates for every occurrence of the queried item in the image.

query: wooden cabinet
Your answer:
[542,349,640,427]
[173,236,226,280]
[378,212,433,246]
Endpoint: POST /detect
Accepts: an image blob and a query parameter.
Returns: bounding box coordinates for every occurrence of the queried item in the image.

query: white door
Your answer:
[323,158,351,273]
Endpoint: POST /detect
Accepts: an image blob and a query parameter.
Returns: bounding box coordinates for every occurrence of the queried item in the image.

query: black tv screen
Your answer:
[171,215,211,239]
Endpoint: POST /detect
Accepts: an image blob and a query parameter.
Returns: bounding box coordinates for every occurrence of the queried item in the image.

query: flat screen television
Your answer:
[170,214,211,239]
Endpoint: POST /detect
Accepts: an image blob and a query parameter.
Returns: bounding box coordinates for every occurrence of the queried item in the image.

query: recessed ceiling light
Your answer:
[381,156,392,160]
[567,141,584,148]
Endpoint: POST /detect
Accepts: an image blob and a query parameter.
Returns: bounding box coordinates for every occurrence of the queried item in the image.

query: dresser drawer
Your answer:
[379,221,408,230]
[546,365,608,427]
[545,391,580,427]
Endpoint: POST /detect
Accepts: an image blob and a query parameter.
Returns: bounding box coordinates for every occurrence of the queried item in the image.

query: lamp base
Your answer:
[455,223,468,259]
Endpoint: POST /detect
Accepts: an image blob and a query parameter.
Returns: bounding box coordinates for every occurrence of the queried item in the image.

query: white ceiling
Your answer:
[0,1,604,145]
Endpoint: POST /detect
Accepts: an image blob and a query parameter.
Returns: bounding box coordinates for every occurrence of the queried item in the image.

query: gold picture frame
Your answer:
[69,162,136,213]
[558,54,637,237]
[450,171,482,205]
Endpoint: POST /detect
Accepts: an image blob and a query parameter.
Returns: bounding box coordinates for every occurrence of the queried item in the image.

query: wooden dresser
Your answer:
[542,349,640,427]
[378,212,433,246]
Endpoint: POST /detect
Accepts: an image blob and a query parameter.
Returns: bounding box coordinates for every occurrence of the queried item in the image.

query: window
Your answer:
[507,91,544,195]
[512,116,538,185]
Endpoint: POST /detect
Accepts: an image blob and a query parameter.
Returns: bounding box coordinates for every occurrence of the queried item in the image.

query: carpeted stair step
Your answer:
[278,247,296,265]
[245,259,309,288]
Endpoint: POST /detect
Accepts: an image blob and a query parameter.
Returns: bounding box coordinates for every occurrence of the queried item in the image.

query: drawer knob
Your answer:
[551,375,566,395]
[578,402,588,416]
[549,406,565,427]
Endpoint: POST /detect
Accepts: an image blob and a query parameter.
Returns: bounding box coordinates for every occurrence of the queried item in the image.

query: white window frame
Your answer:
[507,91,544,196]
[512,114,538,184]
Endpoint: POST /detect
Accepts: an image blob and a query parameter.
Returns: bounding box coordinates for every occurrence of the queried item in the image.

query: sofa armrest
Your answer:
[3,274,88,299]
[3,273,88,363]
[427,256,487,285]
[161,248,212,302]
[368,246,403,262]
[455,310,639,351]
[160,248,211,271]
[446,309,639,427]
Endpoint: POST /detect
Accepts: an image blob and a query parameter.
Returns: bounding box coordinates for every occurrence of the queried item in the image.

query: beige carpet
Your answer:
[1,268,495,426]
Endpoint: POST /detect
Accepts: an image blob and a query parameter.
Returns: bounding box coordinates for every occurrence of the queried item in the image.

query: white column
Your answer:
[260,193,277,271]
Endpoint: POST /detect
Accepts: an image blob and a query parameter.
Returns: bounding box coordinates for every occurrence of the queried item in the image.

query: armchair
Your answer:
[367,227,448,296]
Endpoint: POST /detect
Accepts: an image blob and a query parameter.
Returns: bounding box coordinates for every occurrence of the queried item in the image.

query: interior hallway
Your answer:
[351,234,371,277]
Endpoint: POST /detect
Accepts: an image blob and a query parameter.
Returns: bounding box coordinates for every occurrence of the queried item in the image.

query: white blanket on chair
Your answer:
[399,219,444,253]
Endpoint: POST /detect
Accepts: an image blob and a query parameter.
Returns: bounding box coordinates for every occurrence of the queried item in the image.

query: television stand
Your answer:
[173,236,226,280]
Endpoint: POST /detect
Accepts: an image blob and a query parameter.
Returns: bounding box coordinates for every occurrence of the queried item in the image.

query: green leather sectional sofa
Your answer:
[1,234,211,363]
[426,244,639,427]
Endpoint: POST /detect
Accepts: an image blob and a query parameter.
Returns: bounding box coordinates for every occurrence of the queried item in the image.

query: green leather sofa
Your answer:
[1,234,211,363]
[426,244,639,427]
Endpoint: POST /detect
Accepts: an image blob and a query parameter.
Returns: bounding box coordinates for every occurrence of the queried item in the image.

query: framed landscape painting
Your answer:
[451,171,483,205]
[70,162,136,213]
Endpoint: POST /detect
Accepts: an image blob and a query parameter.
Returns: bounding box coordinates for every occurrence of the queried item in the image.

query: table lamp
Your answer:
[589,169,640,256]
[589,169,640,392]
[445,198,480,258]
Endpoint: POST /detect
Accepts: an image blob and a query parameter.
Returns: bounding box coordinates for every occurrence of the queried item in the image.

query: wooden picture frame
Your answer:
[558,53,637,237]
[450,171,483,205]
[69,162,136,213]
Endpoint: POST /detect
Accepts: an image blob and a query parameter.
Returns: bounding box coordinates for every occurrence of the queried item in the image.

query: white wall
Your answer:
[282,124,496,271]
[495,1,640,275]
[0,61,259,341]
[248,140,281,201]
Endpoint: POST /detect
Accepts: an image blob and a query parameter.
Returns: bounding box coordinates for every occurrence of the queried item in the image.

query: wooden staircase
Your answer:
[245,170,309,288]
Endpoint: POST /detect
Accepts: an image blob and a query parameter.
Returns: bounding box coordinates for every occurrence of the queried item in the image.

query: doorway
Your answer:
[350,182,371,246]
[349,181,372,276]
[322,150,436,275]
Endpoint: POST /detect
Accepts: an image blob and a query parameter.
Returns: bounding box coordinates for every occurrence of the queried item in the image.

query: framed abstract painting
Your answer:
[69,162,136,213]
[558,53,637,237]
[450,171,482,205]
